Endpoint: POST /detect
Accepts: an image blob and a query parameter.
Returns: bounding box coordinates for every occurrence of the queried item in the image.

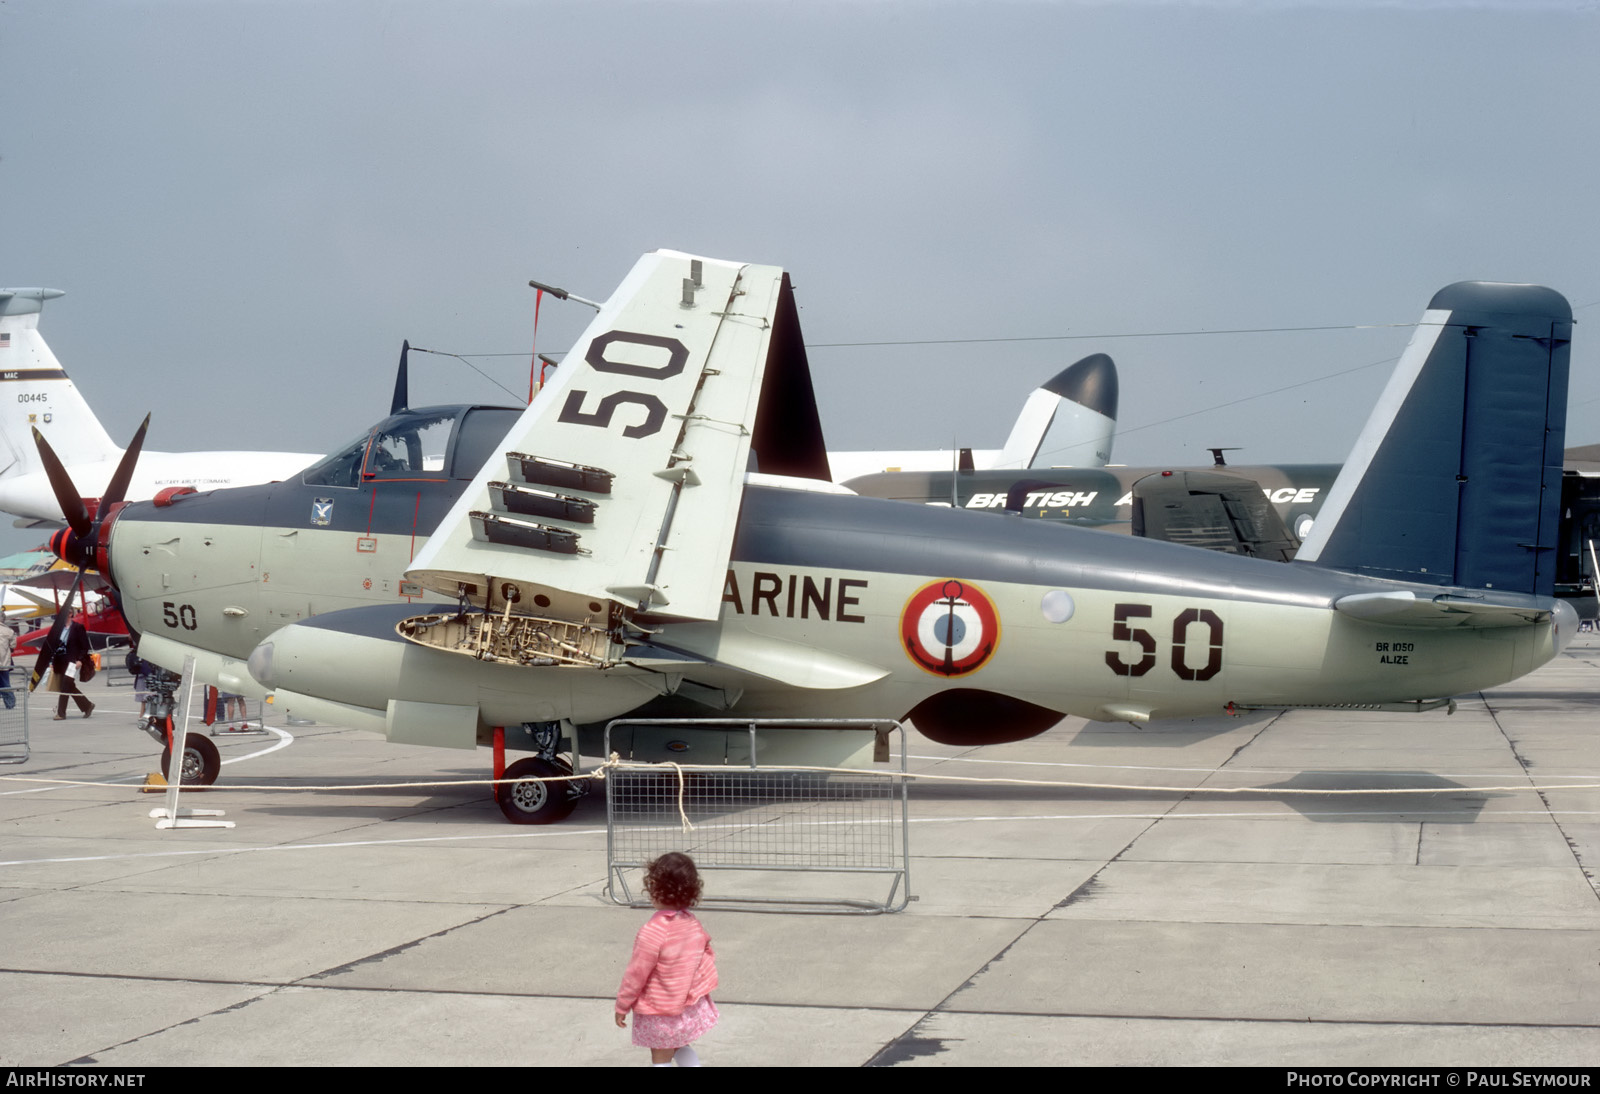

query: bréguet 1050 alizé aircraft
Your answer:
[43,251,1576,822]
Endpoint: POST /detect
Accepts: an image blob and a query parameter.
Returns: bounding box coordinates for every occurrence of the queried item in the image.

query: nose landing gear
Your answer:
[138,665,220,786]
[159,733,222,787]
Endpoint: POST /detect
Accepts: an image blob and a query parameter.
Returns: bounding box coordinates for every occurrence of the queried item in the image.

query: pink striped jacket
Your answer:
[616,909,718,1017]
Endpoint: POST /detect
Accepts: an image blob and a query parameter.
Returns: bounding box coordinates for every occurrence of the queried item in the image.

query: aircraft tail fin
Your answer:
[0,290,120,480]
[1296,282,1571,597]
[996,353,1119,469]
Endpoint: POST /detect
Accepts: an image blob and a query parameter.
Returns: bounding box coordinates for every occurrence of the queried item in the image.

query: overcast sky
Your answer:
[3,0,1598,554]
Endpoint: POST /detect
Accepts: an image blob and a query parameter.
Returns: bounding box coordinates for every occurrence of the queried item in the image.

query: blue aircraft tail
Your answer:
[1296,282,1571,597]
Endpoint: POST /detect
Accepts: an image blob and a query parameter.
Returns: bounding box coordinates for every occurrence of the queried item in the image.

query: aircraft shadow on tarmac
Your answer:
[230,767,599,824]
[898,767,1492,822]
[1058,710,1284,745]
[1248,770,1492,823]
[230,756,1490,826]
[1479,688,1600,707]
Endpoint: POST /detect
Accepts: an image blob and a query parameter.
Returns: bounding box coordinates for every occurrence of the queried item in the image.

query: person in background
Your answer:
[51,615,93,720]
[0,617,15,710]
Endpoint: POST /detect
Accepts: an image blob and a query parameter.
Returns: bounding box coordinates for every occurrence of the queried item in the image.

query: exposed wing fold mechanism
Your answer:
[399,251,788,672]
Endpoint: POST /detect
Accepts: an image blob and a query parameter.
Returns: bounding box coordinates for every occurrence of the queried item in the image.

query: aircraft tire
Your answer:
[497,757,574,824]
[160,733,221,786]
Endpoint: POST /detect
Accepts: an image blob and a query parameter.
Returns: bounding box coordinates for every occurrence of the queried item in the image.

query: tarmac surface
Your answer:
[2,640,1599,1068]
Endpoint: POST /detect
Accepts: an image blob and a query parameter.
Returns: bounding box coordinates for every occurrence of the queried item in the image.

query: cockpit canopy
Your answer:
[301,404,522,488]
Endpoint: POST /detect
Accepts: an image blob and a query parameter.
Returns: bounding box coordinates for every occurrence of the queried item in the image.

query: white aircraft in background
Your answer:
[0,287,1119,530]
[0,581,68,619]
[826,352,1118,481]
[0,288,322,528]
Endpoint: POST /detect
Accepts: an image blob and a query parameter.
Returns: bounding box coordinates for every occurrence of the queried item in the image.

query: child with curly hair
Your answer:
[614,852,719,1066]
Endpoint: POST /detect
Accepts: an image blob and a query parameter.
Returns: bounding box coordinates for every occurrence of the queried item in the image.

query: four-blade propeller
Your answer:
[27,415,149,691]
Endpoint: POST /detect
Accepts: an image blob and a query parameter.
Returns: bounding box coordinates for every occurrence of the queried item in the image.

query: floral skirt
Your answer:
[632,995,719,1050]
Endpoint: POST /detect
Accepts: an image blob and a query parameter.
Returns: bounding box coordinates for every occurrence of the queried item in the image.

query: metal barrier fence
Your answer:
[0,685,29,765]
[206,690,266,736]
[604,719,911,914]
[102,643,136,687]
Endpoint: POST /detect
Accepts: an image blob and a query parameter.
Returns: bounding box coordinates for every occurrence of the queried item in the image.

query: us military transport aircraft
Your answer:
[36,252,1576,822]
[0,288,321,528]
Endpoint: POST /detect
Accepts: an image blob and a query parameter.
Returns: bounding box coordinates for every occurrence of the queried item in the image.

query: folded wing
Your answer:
[405,252,785,667]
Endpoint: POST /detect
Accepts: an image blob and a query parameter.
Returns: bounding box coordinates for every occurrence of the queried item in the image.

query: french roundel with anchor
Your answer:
[900,578,1002,677]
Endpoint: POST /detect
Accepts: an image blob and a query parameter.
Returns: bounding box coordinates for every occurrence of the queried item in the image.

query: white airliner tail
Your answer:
[996,352,1119,469]
[829,352,1121,481]
[0,289,120,480]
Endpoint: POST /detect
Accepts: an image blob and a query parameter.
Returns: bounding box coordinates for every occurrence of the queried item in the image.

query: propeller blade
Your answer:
[390,340,410,416]
[100,414,151,510]
[28,569,83,692]
[30,427,91,537]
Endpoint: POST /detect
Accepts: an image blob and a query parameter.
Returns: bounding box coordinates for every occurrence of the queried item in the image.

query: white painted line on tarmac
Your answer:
[5,809,1600,870]
[909,753,1600,780]
[0,777,139,797]
[0,725,293,796]
[0,826,613,867]
[220,726,293,766]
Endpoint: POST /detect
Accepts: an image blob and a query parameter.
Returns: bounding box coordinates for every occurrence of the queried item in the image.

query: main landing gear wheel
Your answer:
[159,732,221,786]
[497,756,575,824]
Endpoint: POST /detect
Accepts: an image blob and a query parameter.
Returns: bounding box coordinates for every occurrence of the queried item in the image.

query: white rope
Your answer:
[3,755,1597,798]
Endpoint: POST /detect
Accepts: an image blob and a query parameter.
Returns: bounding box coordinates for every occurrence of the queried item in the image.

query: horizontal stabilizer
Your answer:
[0,289,65,317]
[1333,590,1552,628]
